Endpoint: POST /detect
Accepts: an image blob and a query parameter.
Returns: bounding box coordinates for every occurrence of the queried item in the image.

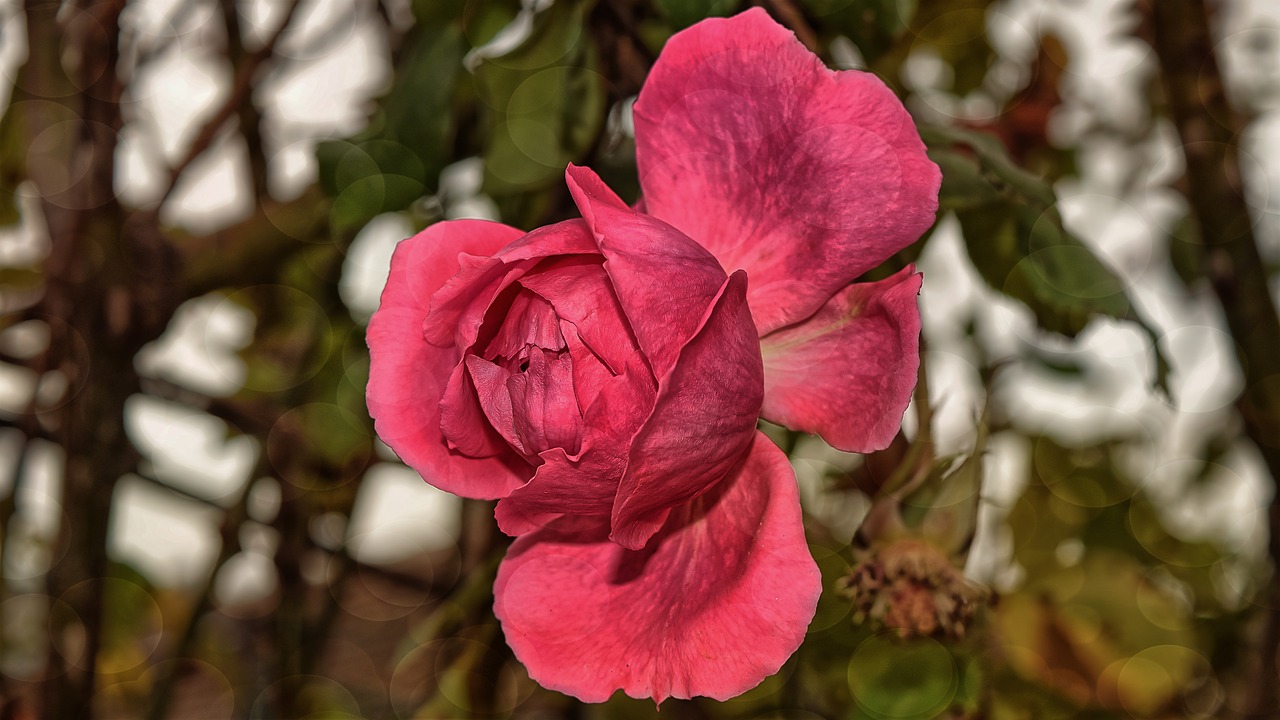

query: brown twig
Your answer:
[145,456,261,720]
[1146,2,1280,717]
[154,0,303,211]
[217,0,269,200]
[128,0,208,71]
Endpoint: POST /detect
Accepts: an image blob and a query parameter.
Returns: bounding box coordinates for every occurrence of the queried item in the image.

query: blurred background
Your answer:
[2,0,1279,717]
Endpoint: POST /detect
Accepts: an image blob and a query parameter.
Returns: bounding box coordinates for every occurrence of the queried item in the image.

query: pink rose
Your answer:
[366,8,939,704]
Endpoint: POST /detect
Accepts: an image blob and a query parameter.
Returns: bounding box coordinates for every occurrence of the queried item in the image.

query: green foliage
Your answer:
[990,434,1231,717]
[316,22,465,231]
[803,0,915,66]
[476,0,606,205]
[925,124,1172,394]
[0,96,23,228]
[847,634,963,718]
[903,0,995,93]
[654,0,740,30]
[2,0,1269,717]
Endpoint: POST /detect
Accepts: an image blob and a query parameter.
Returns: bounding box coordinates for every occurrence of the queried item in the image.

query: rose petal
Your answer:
[482,289,566,360]
[366,220,529,499]
[609,270,763,550]
[560,320,615,413]
[438,358,513,457]
[760,266,922,453]
[508,348,584,456]
[493,368,654,535]
[462,355,527,455]
[633,8,940,333]
[517,256,645,379]
[494,431,820,704]
[565,164,728,377]
[424,219,599,350]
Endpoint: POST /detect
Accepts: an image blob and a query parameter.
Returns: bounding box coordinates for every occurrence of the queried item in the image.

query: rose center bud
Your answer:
[466,288,585,459]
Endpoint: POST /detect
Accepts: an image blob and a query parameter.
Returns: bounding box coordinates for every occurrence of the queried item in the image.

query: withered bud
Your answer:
[838,538,989,640]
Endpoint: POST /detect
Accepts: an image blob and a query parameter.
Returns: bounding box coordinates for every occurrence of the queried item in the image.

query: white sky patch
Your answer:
[259,18,388,138]
[441,158,502,221]
[266,137,319,199]
[345,463,462,566]
[124,394,258,504]
[136,294,254,397]
[128,38,230,163]
[339,212,412,323]
[162,136,255,233]
[109,475,222,588]
[0,2,25,109]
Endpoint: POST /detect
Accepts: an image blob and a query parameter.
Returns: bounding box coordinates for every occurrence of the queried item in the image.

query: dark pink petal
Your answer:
[421,252,510,348]
[507,348,584,456]
[609,271,763,550]
[565,165,728,377]
[633,8,940,333]
[482,289,566,360]
[494,432,820,704]
[493,368,654,535]
[518,256,644,378]
[760,267,922,453]
[495,217,601,261]
[492,448,616,535]
[438,359,511,458]
[366,220,529,499]
[424,219,598,350]
[462,355,526,455]
[560,320,615,414]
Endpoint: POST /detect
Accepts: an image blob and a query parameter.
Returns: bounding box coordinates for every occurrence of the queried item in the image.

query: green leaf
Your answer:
[476,0,606,198]
[315,22,469,231]
[798,0,913,65]
[0,93,26,228]
[906,0,996,94]
[923,124,1171,396]
[381,24,467,177]
[847,634,959,718]
[653,0,739,30]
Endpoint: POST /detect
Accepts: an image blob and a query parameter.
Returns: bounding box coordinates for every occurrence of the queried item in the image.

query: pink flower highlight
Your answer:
[366,7,939,705]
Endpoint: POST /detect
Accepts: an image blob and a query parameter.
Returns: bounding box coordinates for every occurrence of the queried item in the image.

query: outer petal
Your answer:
[494,432,820,704]
[760,267,922,453]
[609,271,763,550]
[565,164,727,378]
[633,8,941,333]
[366,220,529,499]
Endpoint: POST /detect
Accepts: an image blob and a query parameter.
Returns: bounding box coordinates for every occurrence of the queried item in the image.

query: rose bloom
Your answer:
[366,8,940,704]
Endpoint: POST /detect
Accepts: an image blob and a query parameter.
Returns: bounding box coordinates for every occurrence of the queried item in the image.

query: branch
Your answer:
[1147,2,1280,717]
[145,454,260,720]
[175,184,331,299]
[217,0,269,200]
[154,0,304,210]
[138,375,275,435]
